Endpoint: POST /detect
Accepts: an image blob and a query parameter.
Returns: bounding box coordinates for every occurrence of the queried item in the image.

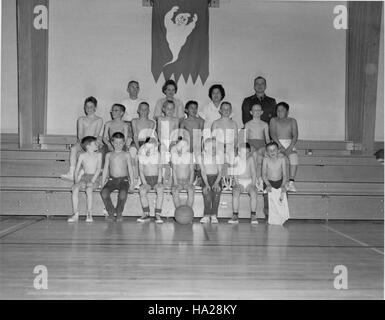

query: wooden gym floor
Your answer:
[0,216,383,300]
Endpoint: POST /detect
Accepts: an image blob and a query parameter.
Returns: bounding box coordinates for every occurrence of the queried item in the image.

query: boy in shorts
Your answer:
[228,143,258,224]
[262,142,287,196]
[61,96,103,181]
[136,138,164,224]
[245,103,270,190]
[102,104,132,152]
[157,100,180,188]
[269,102,298,192]
[211,102,238,167]
[130,102,157,189]
[180,100,204,154]
[171,139,195,208]
[67,136,102,223]
[198,138,223,224]
[100,132,135,222]
[180,100,205,187]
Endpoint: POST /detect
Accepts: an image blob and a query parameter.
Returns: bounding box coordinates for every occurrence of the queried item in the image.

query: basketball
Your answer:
[174,205,194,225]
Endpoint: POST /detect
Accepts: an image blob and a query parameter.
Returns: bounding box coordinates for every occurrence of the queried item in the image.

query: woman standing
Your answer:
[153,79,184,122]
[198,84,226,140]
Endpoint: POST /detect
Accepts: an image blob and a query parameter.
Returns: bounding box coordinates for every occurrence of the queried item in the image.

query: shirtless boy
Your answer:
[262,142,287,199]
[102,104,132,152]
[61,96,103,181]
[211,102,238,181]
[228,143,258,225]
[157,100,180,187]
[130,102,156,188]
[67,136,102,223]
[180,100,205,155]
[100,132,135,222]
[245,103,270,189]
[136,138,164,224]
[269,102,298,192]
[198,138,223,224]
[171,139,195,209]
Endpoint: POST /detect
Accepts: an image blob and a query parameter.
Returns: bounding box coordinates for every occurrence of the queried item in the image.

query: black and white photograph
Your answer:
[0,0,384,304]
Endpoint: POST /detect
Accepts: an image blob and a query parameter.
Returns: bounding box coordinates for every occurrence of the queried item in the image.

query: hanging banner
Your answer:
[151,0,209,84]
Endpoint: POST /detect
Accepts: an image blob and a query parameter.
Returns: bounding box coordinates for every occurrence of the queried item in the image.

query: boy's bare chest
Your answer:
[137,120,153,131]
[276,119,292,130]
[109,122,125,133]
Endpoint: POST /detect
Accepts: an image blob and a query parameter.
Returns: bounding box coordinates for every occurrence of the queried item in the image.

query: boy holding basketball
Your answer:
[61,97,103,181]
[171,139,195,208]
[100,132,135,222]
[67,136,102,223]
[137,139,165,224]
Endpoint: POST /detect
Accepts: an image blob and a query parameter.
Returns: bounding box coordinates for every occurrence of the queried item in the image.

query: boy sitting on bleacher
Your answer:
[136,138,164,224]
[100,132,135,222]
[262,142,289,225]
[228,143,258,225]
[61,96,103,181]
[269,102,298,192]
[67,136,102,223]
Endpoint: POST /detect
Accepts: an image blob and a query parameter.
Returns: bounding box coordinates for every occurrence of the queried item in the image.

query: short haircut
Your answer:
[112,103,126,113]
[251,103,262,110]
[138,102,149,113]
[185,100,198,111]
[245,142,251,150]
[162,79,178,94]
[266,141,279,150]
[208,84,225,100]
[220,101,232,110]
[162,99,175,111]
[276,101,289,111]
[139,101,149,109]
[254,76,267,85]
[128,80,139,87]
[84,96,97,107]
[111,132,125,141]
[81,136,97,151]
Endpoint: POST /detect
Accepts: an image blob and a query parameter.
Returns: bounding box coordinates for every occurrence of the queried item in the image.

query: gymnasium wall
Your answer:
[2,1,383,141]
[375,11,384,142]
[45,0,347,140]
[1,0,18,134]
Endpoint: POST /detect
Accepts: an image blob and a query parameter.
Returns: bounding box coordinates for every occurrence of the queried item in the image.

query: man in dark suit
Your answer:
[241,77,277,126]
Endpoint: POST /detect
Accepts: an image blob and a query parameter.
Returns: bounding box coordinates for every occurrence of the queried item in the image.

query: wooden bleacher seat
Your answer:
[1,137,384,220]
[0,133,20,150]
[37,134,356,155]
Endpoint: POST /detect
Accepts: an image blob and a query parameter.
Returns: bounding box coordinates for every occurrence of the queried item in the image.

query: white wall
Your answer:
[1,0,18,133]
[375,9,384,142]
[46,0,347,139]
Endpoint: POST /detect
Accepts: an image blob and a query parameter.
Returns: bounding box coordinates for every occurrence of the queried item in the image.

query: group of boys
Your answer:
[62,93,298,225]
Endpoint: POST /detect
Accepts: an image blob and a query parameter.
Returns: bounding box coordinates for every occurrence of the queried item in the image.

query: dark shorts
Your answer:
[145,175,158,189]
[248,139,266,151]
[263,179,283,190]
[206,174,222,188]
[73,173,99,190]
